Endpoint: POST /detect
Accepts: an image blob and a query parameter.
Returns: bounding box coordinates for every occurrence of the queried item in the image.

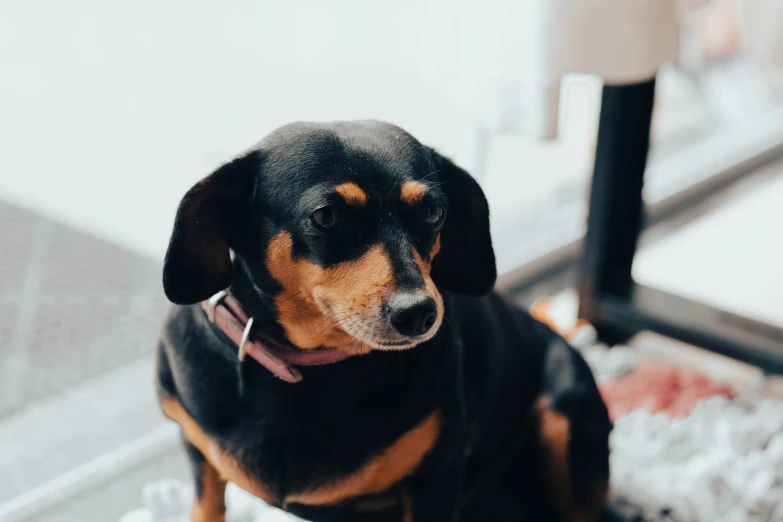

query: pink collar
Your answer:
[201,290,355,383]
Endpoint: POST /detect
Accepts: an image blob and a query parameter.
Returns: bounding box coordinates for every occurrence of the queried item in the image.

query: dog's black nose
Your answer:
[387,294,438,337]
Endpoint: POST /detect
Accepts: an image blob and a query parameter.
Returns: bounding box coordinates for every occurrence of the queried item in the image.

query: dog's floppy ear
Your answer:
[163,152,258,305]
[429,149,496,295]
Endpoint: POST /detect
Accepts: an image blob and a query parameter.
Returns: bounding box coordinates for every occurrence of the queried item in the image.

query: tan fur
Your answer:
[266,232,444,354]
[400,181,428,205]
[160,396,279,509]
[335,182,368,206]
[536,396,573,521]
[535,396,608,522]
[409,242,445,329]
[430,234,441,260]
[401,486,414,522]
[266,232,395,354]
[285,412,441,506]
[191,461,227,522]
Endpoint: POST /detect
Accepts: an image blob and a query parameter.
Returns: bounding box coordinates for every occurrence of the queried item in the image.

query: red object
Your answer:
[598,360,734,421]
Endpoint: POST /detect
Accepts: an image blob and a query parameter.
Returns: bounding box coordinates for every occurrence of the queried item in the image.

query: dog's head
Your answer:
[163,121,495,354]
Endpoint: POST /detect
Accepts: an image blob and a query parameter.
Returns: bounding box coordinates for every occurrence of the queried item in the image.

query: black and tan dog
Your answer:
[156,120,612,522]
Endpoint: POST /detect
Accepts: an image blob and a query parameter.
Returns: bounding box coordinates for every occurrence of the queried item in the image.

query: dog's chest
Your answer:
[222,409,441,509]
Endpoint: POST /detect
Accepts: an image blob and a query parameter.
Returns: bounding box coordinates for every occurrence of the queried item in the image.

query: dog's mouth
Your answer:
[374,339,421,350]
[331,318,432,351]
[334,314,441,351]
[378,340,414,347]
[312,291,443,352]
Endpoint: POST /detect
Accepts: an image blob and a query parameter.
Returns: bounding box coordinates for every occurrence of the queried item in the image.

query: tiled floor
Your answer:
[0,199,173,521]
[0,201,169,419]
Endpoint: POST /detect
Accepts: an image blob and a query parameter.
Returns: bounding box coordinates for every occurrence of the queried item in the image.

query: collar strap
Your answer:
[201,290,354,383]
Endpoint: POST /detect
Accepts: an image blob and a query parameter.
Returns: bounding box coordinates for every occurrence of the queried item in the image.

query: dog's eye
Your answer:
[311,206,343,229]
[421,204,444,225]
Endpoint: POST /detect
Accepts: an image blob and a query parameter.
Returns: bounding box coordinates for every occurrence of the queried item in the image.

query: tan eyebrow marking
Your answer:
[400,181,428,205]
[334,182,368,206]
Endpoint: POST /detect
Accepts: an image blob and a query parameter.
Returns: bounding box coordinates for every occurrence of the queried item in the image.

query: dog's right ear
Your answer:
[162,152,258,305]
[427,149,496,295]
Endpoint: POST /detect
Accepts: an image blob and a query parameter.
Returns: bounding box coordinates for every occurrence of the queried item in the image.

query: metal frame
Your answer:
[578,78,783,374]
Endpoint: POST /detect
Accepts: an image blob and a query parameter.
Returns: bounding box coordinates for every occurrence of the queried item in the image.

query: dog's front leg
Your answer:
[183,437,228,522]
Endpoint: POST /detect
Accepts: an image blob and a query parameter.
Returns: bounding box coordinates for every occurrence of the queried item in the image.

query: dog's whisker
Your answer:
[314,307,358,326]
[296,295,310,321]
[279,291,304,305]
[339,318,378,353]
[311,311,364,340]
[313,308,349,326]
[343,321,373,354]
[420,169,442,182]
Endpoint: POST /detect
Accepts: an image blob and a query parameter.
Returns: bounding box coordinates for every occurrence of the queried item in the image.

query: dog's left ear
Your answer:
[428,149,496,295]
[162,152,258,305]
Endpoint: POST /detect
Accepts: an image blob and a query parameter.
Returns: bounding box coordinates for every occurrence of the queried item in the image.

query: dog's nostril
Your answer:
[388,294,438,337]
[393,311,418,334]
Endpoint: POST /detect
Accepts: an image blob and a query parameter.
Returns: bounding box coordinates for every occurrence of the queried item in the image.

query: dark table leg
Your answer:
[577,78,783,372]
[578,79,656,343]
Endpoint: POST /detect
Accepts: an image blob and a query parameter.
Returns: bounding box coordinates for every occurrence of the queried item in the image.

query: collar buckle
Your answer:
[206,290,228,323]
[238,317,254,362]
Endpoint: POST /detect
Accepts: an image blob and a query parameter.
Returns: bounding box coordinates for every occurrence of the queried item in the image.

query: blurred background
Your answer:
[2,0,783,520]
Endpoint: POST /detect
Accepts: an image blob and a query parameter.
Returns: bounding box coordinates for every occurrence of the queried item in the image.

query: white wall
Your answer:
[1,0,496,257]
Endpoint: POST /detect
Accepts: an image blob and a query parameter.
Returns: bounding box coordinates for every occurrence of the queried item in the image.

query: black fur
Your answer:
[157,120,612,521]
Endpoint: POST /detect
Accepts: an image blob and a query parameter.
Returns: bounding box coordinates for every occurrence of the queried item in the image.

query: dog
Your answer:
[156,120,612,522]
